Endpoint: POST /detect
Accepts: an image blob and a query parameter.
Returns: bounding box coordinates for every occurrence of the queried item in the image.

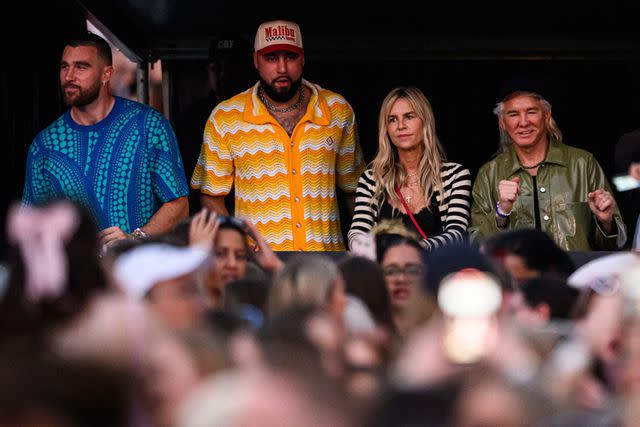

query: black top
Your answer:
[532,175,541,231]
[349,164,472,251]
[174,90,219,215]
[379,197,443,238]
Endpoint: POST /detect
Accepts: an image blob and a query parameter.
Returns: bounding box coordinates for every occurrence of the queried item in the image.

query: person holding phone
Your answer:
[470,78,626,251]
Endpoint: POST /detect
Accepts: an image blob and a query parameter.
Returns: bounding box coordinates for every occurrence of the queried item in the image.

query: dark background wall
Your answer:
[3,1,640,255]
[304,58,640,176]
[3,2,87,255]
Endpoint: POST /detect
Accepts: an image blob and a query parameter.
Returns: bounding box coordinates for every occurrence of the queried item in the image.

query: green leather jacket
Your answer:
[469,139,627,251]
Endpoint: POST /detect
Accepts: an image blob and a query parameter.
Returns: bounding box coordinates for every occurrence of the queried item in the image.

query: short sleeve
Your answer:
[147,111,189,203]
[336,103,365,192]
[190,110,234,196]
[22,137,51,205]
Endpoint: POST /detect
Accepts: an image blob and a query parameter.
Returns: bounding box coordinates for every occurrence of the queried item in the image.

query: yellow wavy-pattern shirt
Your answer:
[191,80,365,251]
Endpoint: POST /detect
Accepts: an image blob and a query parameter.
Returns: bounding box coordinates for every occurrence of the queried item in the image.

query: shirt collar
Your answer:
[243,79,331,127]
[503,137,567,175]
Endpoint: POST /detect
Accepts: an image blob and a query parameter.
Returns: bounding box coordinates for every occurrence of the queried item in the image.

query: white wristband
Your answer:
[496,201,513,218]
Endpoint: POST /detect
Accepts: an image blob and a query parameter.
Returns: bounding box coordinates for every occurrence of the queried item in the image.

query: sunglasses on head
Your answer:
[219,215,246,230]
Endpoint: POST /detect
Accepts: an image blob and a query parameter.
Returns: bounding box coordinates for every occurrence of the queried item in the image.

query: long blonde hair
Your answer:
[370,87,446,209]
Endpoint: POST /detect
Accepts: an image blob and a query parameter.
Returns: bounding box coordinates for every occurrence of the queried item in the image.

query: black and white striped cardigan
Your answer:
[348,163,472,251]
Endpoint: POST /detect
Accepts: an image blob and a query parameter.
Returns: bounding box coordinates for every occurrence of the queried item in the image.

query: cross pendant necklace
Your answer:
[406,194,412,203]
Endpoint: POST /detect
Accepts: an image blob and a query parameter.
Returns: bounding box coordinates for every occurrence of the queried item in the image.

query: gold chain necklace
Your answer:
[258,86,305,113]
[406,174,420,187]
[402,187,416,204]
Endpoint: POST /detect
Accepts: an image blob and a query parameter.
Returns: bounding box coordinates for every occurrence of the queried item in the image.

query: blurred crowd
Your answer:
[1,200,639,427]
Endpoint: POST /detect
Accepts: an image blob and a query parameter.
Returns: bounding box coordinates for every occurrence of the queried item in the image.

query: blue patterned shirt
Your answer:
[23,96,189,232]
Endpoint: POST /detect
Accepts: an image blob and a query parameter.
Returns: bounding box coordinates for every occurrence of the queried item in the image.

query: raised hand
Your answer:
[587,189,615,231]
[497,177,521,214]
[243,219,283,273]
[189,208,220,251]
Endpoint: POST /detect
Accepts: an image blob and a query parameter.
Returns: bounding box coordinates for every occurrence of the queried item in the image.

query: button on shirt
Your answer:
[470,139,627,251]
[191,80,365,251]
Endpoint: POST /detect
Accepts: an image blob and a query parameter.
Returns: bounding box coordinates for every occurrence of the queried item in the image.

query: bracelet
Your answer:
[130,227,148,240]
[496,201,513,218]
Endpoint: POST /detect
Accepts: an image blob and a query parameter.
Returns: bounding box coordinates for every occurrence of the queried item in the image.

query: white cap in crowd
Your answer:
[114,243,210,298]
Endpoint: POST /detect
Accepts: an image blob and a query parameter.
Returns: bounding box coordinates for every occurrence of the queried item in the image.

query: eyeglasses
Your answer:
[382,264,423,278]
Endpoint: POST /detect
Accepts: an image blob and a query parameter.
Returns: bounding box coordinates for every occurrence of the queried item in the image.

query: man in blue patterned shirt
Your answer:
[23,33,189,246]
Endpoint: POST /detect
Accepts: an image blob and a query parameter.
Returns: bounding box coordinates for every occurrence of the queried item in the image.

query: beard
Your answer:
[62,80,101,107]
[259,76,302,103]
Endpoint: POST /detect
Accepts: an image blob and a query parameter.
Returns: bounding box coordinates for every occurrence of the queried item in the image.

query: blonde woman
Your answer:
[348,87,472,251]
[267,255,346,323]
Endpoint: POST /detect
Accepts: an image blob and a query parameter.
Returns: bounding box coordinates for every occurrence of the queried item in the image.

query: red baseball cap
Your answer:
[254,20,304,55]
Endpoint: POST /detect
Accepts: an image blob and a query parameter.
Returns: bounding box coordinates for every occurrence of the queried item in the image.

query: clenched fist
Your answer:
[587,189,616,232]
[497,177,521,214]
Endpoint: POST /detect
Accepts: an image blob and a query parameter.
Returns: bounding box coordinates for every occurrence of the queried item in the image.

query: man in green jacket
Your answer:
[470,82,626,251]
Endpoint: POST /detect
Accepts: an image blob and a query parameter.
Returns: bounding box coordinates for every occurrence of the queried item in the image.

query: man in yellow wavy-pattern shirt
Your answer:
[191,20,365,251]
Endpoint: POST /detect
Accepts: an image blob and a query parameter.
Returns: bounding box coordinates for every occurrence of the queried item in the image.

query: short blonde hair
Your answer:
[370,219,419,241]
[267,255,340,317]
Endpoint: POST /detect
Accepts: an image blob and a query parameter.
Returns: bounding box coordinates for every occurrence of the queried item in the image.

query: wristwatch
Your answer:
[130,227,148,240]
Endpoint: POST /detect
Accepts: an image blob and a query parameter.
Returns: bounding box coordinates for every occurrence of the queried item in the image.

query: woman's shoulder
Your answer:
[361,168,375,181]
[356,169,377,193]
[441,162,471,177]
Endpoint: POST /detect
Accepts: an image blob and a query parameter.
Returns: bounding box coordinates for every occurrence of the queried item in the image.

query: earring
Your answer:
[101,81,106,87]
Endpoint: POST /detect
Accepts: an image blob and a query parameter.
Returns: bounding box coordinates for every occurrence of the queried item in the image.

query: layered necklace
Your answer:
[400,170,423,207]
[258,85,305,113]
